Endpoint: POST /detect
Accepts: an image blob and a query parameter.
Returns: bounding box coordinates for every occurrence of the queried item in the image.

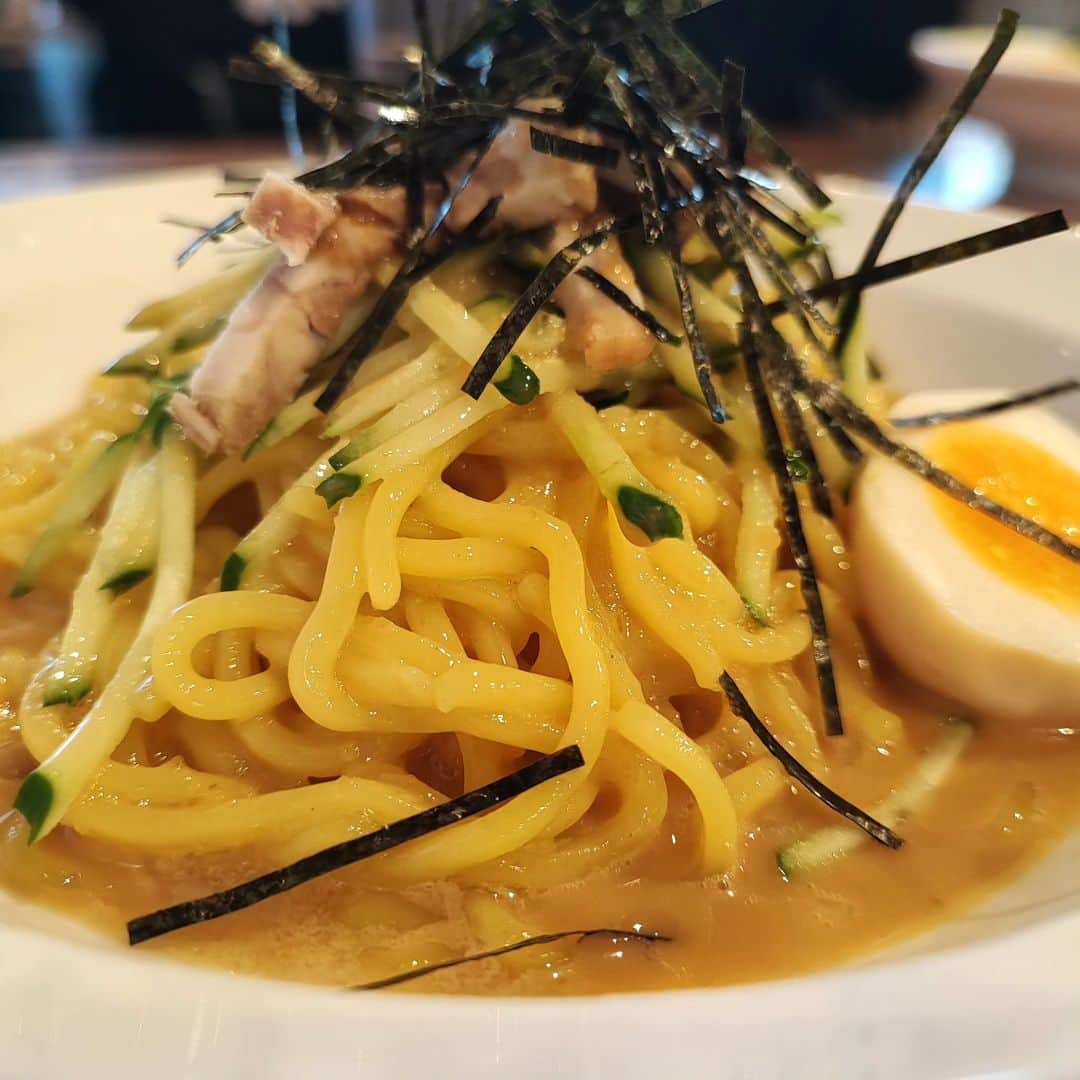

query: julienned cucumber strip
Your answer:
[839,309,869,407]
[625,237,739,346]
[493,353,540,406]
[11,433,139,599]
[42,453,161,706]
[616,486,683,540]
[323,342,454,440]
[125,249,275,331]
[776,718,974,878]
[96,453,161,596]
[222,443,347,590]
[16,432,196,844]
[549,391,685,541]
[110,250,275,377]
[328,376,461,472]
[317,472,364,509]
[244,387,322,460]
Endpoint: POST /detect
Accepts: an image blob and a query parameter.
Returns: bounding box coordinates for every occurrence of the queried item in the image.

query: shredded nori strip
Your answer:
[316,127,501,411]
[529,125,620,169]
[663,219,728,424]
[127,744,586,945]
[742,113,831,209]
[354,927,670,990]
[892,379,1080,428]
[177,210,244,267]
[721,674,901,847]
[812,403,864,465]
[832,8,1020,355]
[228,58,409,107]
[576,266,682,344]
[740,327,843,737]
[774,389,832,518]
[724,189,836,337]
[603,65,665,244]
[800,374,1080,566]
[718,60,747,170]
[461,213,637,399]
[250,38,356,124]
[771,210,1070,317]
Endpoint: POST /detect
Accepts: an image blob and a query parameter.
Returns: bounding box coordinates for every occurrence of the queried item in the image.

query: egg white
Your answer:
[851,388,1080,723]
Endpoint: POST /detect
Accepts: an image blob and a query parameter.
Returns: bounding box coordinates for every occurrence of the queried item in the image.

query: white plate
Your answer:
[0,171,1078,1080]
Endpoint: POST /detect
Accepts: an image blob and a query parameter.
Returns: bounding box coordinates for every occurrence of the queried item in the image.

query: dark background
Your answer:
[2,0,964,141]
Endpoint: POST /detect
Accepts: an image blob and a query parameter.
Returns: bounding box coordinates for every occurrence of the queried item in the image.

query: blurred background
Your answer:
[0,0,1077,211]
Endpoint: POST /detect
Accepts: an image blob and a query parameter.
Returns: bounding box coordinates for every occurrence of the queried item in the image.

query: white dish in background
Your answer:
[912,25,1080,204]
[0,171,1078,1079]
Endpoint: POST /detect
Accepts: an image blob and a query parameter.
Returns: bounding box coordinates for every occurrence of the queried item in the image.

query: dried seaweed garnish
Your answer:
[813,404,864,465]
[353,926,670,990]
[316,128,501,411]
[177,210,244,268]
[250,38,356,124]
[602,65,665,244]
[802,374,1080,566]
[690,186,843,734]
[635,26,825,211]
[461,213,637,399]
[775,389,832,518]
[742,113,831,209]
[127,744,586,945]
[741,328,842,737]
[892,379,1080,428]
[228,58,409,107]
[561,48,612,124]
[577,266,682,344]
[384,927,668,991]
[738,183,813,246]
[832,8,1020,355]
[718,60,747,170]
[529,125,620,168]
[771,210,1070,317]
[721,673,901,847]
[663,215,728,424]
[728,191,836,337]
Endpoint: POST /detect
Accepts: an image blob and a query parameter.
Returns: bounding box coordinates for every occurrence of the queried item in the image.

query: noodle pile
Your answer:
[0,251,905,956]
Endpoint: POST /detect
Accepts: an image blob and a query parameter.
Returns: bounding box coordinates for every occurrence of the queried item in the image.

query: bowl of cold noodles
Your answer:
[0,4,1078,1024]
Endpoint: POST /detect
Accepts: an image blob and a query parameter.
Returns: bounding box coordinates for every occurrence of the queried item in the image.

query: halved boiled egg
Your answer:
[851,389,1080,723]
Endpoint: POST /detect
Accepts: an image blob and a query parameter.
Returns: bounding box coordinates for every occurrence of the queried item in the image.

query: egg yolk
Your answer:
[928,424,1080,612]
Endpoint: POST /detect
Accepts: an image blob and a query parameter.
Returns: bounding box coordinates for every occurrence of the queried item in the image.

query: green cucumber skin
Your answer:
[329,443,361,471]
[494,354,540,406]
[220,551,247,592]
[317,472,364,509]
[616,485,684,541]
[100,566,153,597]
[14,771,54,844]
[740,595,771,627]
[42,674,93,708]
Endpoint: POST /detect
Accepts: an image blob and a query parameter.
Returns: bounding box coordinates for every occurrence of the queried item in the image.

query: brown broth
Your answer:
[3,666,1080,996]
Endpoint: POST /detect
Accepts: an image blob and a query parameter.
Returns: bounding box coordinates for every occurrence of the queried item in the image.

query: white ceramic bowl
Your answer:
[912,25,1080,204]
[0,172,1078,1079]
